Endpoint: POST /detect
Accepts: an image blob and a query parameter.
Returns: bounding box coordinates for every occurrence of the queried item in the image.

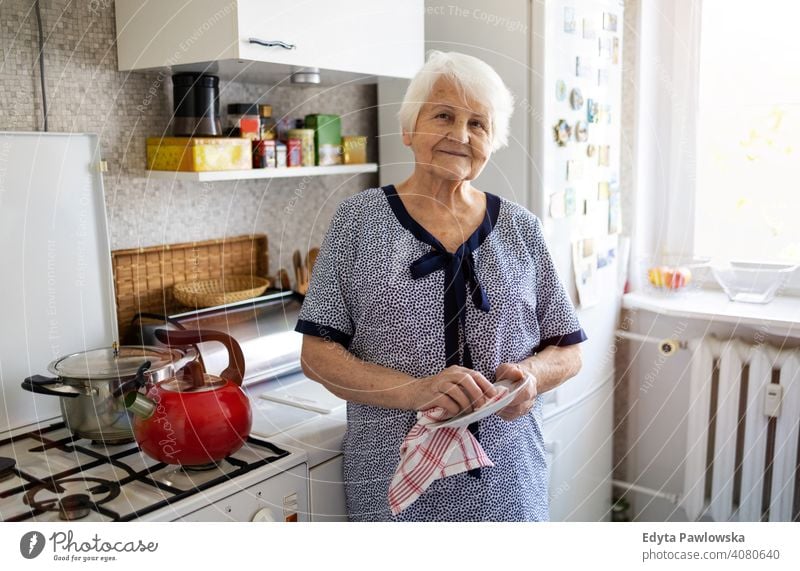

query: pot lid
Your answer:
[48,345,186,380]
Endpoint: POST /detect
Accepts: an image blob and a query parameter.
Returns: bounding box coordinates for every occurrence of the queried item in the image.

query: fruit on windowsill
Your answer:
[648,266,692,289]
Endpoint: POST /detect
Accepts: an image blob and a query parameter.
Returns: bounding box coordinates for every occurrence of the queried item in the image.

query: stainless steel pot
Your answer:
[21,345,192,443]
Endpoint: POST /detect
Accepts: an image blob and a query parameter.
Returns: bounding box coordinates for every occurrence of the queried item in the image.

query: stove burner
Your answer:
[181,462,219,472]
[91,437,135,446]
[0,457,15,482]
[58,494,91,521]
[24,477,120,521]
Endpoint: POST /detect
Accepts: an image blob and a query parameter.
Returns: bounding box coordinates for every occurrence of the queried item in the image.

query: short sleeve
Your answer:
[294,202,355,348]
[528,214,587,352]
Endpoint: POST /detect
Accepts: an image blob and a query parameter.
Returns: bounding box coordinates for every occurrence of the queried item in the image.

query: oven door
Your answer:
[177,464,309,522]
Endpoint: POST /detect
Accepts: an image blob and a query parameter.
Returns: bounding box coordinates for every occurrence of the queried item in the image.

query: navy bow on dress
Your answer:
[410,246,492,479]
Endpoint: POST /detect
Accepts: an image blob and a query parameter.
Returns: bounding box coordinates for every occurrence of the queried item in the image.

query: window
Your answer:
[694,0,800,264]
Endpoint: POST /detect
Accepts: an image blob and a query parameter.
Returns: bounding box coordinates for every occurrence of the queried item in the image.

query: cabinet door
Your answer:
[309,455,347,522]
[237,0,423,78]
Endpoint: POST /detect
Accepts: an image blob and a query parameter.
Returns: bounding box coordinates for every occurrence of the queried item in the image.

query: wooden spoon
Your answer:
[307,247,319,278]
[292,250,303,293]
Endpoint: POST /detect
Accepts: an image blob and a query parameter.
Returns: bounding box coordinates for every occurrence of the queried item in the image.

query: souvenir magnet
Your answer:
[556,79,567,101]
[549,191,566,218]
[603,12,618,32]
[570,87,584,110]
[586,144,596,158]
[574,121,588,142]
[564,7,576,33]
[553,119,572,147]
[583,18,597,39]
[565,188,577,216]
[587,99,599,123]
[599,145,610,166]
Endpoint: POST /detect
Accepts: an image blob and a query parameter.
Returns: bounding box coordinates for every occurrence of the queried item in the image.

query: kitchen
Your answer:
[1,0,799,565]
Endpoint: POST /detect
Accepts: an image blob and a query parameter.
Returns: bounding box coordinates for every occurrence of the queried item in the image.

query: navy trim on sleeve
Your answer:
[295,319,353,348]
[534,328,588,353]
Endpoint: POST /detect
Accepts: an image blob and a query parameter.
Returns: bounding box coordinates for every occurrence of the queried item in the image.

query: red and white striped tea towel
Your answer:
[388,388,509,516]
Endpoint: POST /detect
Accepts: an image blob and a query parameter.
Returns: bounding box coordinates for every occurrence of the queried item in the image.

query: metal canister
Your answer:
[253,139,276,168]
[275,142,287,168]
[287,138,302,167]
[287,128,315,166]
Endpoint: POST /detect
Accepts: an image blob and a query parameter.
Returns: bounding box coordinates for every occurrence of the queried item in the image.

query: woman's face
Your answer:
[402,76,493,182]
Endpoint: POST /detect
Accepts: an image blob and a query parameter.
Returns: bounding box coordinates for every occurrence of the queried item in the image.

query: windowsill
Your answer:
[622,289,800,338]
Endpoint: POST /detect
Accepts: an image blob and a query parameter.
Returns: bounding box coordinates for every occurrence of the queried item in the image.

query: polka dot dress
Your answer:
[295,185,587,521]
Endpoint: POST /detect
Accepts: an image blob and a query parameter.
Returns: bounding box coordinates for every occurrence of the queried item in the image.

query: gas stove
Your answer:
[0,421,309,522]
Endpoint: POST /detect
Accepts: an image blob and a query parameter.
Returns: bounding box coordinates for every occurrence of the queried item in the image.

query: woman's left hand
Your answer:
[494,363,538,421]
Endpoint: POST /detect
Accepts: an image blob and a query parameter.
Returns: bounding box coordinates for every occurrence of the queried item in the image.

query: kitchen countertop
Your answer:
[245,376,347,468]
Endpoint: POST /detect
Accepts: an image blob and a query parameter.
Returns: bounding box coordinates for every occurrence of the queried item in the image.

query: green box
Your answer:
[304,114,342,165]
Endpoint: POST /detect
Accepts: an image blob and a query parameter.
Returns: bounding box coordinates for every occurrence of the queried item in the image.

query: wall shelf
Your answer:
[145,163,378,182]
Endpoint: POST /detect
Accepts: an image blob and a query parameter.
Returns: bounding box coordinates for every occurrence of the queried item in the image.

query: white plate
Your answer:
[426,376,531,429]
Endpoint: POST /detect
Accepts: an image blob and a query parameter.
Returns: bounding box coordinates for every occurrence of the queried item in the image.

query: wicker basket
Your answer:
[173,275,271,308]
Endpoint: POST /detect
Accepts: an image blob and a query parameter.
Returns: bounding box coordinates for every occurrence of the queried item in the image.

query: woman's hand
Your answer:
[495,362,538,421]
[413,366,499,418]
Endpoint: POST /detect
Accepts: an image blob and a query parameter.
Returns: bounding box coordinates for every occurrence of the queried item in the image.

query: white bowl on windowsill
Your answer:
[711,261,799,304]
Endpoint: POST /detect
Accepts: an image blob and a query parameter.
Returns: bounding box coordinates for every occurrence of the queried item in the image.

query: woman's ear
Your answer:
[401,128,413,147]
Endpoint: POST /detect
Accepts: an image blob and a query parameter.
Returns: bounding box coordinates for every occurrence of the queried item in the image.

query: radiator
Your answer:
[681,338,800,522]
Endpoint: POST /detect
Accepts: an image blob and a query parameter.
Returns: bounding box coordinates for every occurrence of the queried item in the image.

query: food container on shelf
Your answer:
[342,135,367,164]
[640,254,710,296]
[711,261,798,304]
[287,128,315,166]
[305,114,342,165]
[146,137,251,172]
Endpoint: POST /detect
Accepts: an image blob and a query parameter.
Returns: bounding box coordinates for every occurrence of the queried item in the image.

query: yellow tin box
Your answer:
[146,137,252,172]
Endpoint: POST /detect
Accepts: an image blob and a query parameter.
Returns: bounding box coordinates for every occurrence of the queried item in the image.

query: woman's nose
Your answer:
[447,120,470,144]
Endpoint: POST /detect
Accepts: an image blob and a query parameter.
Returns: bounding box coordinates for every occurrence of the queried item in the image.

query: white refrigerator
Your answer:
[377,0,624,521]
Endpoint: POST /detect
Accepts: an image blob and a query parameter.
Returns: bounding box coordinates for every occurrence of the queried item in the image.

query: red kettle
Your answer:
[124,329,252,466]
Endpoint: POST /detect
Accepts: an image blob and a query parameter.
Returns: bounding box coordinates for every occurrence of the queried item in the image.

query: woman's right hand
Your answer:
[411,366,499,418]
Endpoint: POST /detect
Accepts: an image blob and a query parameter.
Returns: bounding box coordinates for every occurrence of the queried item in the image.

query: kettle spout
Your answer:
[124,392,156,419]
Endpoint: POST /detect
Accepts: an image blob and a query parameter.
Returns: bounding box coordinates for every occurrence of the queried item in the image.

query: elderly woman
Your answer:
[295,51,586,521]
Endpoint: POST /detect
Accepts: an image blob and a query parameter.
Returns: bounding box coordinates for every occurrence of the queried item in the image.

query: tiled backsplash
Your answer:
[0,0,379,274]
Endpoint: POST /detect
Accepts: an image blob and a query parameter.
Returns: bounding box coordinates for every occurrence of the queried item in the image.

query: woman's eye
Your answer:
[471,120,486,130]
[436,113,450,120]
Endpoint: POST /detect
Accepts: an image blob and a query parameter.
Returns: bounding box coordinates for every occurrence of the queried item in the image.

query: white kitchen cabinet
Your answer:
[115,0,424,82]
[309,454,347,522]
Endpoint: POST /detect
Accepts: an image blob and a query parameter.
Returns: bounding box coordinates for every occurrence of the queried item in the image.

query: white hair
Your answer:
[398,50,515,152]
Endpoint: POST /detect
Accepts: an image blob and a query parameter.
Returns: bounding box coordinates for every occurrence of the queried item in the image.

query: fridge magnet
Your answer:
[613,37,620,64]
[556,79,567,101]
[576,57,593,79]
[582,18,597,39]
[599,37,612,59]
[553,119,572,147]
[598,68,609,87]
[572,239,599,308]
[604,104,612,124]
[603,12,618,32]
[564,7,576,33]
[549,191,566,218]
[570,87,584,110]
[586,144,596,158]
[598,145,610,166]
[567,160,584,181]
[598,181,610,200]
[565,187,577,216]
[608,188,622,234]
[574,121,589,142]
[587,99,599,123]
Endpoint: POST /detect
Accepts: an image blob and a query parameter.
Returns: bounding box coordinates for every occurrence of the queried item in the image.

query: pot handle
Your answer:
[21,375,81,398]
[111,361,152,398]
[154,329,245,386]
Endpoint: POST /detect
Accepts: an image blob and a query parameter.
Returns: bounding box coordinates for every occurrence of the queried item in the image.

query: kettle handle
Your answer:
[154,329,245,386]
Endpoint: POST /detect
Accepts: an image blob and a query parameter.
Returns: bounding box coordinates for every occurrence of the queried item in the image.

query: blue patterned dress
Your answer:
[295,185,587,521]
